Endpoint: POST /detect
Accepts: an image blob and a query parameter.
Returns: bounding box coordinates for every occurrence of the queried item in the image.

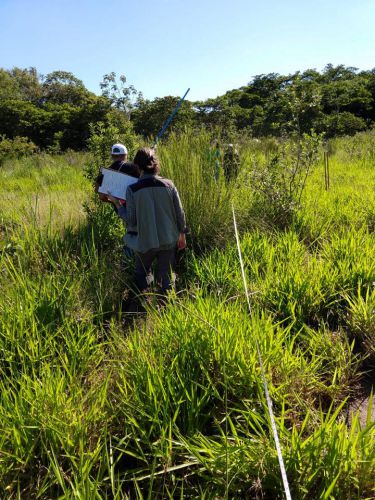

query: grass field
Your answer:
[0,131,374,499]
[0,152,88,228]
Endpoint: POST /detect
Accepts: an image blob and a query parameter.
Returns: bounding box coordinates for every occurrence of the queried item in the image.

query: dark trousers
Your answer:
[135,248,176,294]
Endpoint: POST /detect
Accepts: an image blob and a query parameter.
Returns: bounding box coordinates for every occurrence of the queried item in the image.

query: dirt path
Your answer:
[349,381,375,427]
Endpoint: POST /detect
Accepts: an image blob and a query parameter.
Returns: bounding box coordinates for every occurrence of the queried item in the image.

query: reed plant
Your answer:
[158,129,236,250]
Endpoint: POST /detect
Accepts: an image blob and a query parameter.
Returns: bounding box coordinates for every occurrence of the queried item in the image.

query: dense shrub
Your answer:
[0,135,37,164]
[247,133,322,229]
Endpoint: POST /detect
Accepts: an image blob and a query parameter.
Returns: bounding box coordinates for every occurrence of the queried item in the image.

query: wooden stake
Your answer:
[324,151,330,191]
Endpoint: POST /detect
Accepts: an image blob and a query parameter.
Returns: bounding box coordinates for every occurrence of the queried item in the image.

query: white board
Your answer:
[98,167,138,200]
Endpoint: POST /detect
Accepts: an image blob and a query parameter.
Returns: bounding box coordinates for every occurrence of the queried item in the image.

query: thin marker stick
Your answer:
[153,88,190,146]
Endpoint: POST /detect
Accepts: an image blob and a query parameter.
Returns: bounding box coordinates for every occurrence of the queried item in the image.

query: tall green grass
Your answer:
[0,130,374,498]
[0,152,88,229]
[189,227,375,335]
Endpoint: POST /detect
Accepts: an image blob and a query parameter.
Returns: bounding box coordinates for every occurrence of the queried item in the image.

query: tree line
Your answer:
[0,64,374,155]
[0,68,129,152]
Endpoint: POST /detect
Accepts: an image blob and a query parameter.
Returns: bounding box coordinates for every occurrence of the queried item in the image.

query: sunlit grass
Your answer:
[0,131,374,498]
[300,155,375,237]
[0,152,89,228]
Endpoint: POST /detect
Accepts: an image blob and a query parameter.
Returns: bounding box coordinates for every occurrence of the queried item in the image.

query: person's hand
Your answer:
[177,233,186,250]
[107,192,121,207]
[98,192,109,202]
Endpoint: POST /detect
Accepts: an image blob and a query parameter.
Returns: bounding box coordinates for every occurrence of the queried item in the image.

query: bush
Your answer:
[248,132,322,229]
[0,135,37,164]
[324,112,367,137]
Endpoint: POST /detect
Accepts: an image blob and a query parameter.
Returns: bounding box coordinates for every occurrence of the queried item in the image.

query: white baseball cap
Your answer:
[111,143,128,155]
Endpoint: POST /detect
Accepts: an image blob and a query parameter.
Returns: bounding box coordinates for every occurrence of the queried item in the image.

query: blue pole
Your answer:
[154,88,190,145]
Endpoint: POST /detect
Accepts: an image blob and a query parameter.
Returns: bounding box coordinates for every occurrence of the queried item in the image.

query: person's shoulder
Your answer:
[129,175,151,193]
[156,176,175,188]
[119,162,140,178]
[129,175,175,193]
[109,161,121,171]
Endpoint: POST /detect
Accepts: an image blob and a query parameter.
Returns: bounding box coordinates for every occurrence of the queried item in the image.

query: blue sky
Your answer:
[0,0,374,101]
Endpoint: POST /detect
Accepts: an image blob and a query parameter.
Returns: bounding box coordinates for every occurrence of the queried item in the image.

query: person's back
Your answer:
[116,147,187,295]
[223,144,240,182]
[125,174,182,254]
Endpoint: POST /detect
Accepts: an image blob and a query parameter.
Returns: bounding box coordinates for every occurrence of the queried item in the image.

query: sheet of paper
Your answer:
[98,168,138,200]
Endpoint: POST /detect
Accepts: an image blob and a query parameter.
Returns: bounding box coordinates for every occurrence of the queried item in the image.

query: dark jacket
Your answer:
[117,173,187,254]
[95,160,140,185]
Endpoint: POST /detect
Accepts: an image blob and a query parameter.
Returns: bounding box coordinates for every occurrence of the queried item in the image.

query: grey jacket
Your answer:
[117,173,187,254]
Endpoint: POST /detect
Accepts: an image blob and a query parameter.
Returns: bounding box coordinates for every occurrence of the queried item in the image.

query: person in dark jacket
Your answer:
[107,147,187,295]
[223,143,240,182]
[96,143,140,207]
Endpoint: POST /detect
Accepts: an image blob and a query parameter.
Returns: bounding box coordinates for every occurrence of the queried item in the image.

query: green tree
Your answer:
[100,72,143,118]
[42,71,89,105]
[324,112,367,136]
[0,70,21,100]
[7,67,42,103]
[131,96,194,139]
[0,67,119,150]
[283,74,323,135]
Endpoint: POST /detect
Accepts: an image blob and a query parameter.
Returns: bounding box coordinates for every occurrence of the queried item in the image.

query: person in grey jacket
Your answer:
[107,147,187,295]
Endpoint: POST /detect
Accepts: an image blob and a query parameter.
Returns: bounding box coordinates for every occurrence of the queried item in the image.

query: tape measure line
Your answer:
[232,205,292,500]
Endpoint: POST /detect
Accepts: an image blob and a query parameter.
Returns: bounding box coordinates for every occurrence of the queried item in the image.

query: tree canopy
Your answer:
[0,67,126,151]
[190,65,375,137]
[0,64,374,153]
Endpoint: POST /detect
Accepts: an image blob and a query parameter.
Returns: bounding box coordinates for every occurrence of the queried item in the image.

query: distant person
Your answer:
[96,143,140,209]
[107,147,187,297]
[207,140,221,182]
[223,143,240,182]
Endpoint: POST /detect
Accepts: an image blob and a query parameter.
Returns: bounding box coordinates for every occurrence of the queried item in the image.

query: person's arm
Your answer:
[172,187,187,249]
[124,186,136,226]
[177,232,186,250]
[95,172,103,189]
[98,190,110,202]
[107,186,137,226]
[107,193,127,220]
[95,171,111,202]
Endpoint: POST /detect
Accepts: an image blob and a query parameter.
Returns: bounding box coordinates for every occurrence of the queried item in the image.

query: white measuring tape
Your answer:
[232,205,292,500]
